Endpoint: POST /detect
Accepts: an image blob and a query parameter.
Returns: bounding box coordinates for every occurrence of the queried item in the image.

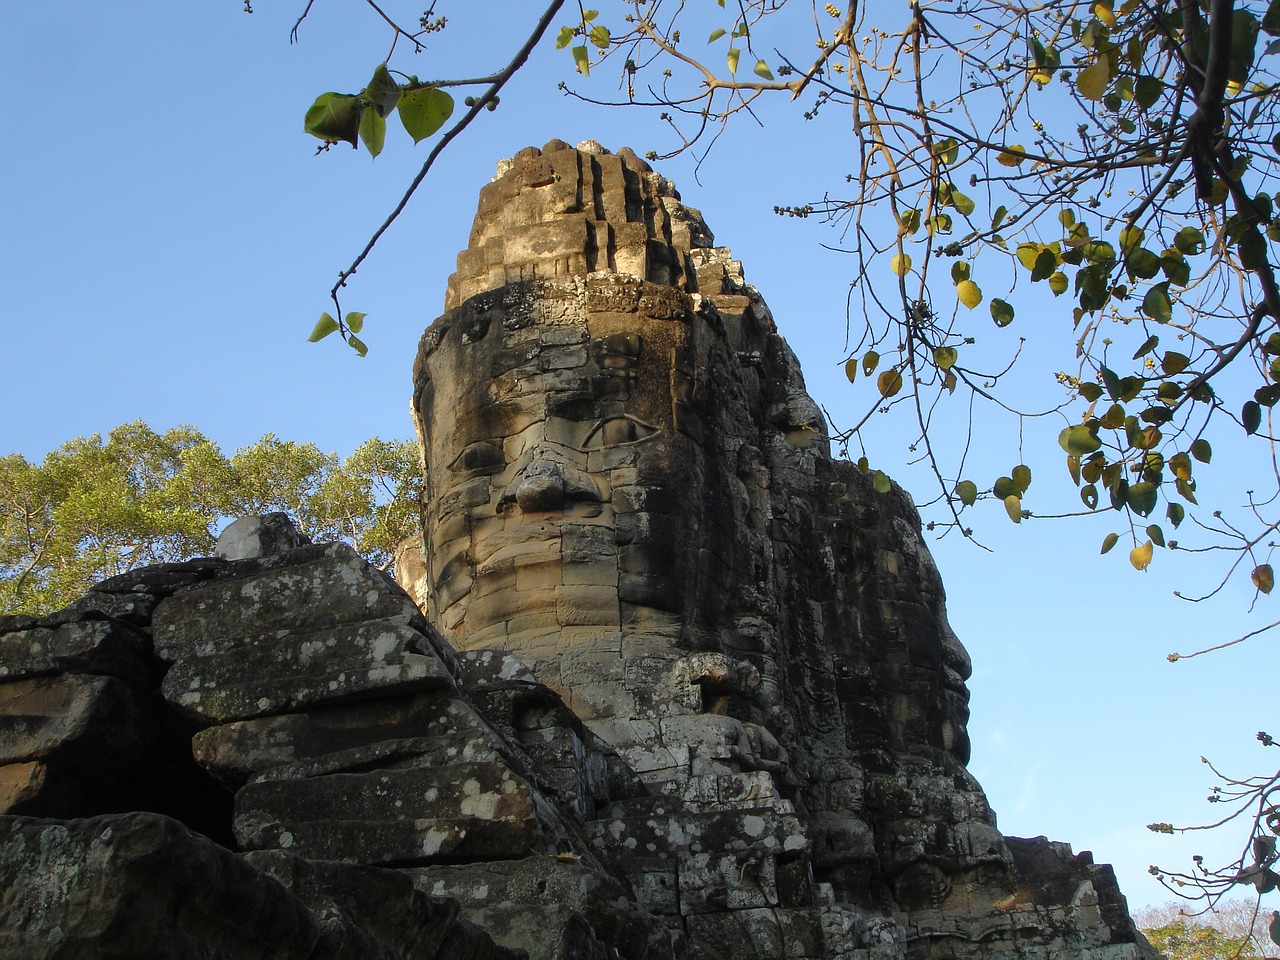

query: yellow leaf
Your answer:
[956,279,983,309]
[1094,3,1117,28]
[1003,494,1022,523]
[1077,59,1112,101]
[877,368,904,398]
[997,146,1026,167]
[1048,271,1069,296]
[891,253,912,277]
[1130,539,1153,571]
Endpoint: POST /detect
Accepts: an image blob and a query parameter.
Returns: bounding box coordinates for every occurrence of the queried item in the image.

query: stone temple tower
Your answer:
[409,138,1160,958]
[0,139,1160,960]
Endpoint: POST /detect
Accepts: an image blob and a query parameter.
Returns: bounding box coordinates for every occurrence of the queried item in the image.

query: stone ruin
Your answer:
[0,140,1160,960]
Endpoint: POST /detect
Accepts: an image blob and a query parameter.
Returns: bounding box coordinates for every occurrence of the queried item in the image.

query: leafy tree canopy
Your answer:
[0,421,421,616]
[1137,899,1276,958]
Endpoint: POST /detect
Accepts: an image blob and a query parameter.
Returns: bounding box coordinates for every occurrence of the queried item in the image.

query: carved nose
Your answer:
[500,459,602,514]
[514,462,566,512]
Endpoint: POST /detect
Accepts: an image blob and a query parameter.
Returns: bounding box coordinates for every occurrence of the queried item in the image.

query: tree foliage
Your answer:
[0,421,421,616]
[1137,899,1275,958]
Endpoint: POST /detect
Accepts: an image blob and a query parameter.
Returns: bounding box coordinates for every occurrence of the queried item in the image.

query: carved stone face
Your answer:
[413,277,719,721]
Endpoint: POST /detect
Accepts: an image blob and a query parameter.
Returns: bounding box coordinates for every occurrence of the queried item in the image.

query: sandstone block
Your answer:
[161,619,451,724]
[0,673,152,768]
[0,618,155,687]
[192,691,497,786]
[234,762,568,864]
[245,849,521,960]
[152,543,420,651]
[0,813,320,960]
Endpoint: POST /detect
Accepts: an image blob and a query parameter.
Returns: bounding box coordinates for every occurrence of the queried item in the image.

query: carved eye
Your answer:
[581,415,658,450]
[448,441,507,475]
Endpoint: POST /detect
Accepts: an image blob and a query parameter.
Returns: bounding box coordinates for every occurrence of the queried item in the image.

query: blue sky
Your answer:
[4,3,1276,912]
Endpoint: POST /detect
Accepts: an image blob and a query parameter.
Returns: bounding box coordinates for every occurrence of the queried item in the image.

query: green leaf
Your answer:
[1082,484,1100,510]
[956,480,978,506]
[1167,502,1185,527]
[362,63,400,118]
[1080,239,1117,264]
[582,9,598,22]
[1142,283,1173,323]
[1132,335,1159,359]
[1161,250,1191,286]
[1238,228,1269,271]
[1101,366,1121,400]
[1147,524,1166,548]
[1031,249,1058,281]
[949,188,975,216]
[1135,75,1164,108]
[556,25,576,49]
[844,357,858,383]
[1079,382,1104,401]
[344,312,366,334]
[872,470,891,493]
[1128,481,1157,517]
[1265,0,1280,35]
[862,351,880,375]
[1125,247,1161,279]
[990,299,1015,327]
[1012,463,1032,494]
[727,47,741,73]
[753,59,774,80]
[1077,58,1112,100]
[934,346,958,369]
[902,209,922,234]
[1191,438,1212,462]
[308,312,340,343]
[348,334,368,358]
[1161,351,1190,375]
[304,92,363,146]
[1245,400,1263,434]
[1119,224,1145,253]
[1230,9,1260,83]
[358,106,386,157]
[1101,531,1119,553]
[1049,272,1069,296]
[1016,243,1041,271]
[589,25,611,49]
[951,261,971,283]
[933,138,960,165]
[708,27,727,42]
[993,476,1019,499]
[1254,563,1275,594]
[1174,226,1206,254]
[1059,424,1103,455]
[573,45,591,75]
[398,87,454,143]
